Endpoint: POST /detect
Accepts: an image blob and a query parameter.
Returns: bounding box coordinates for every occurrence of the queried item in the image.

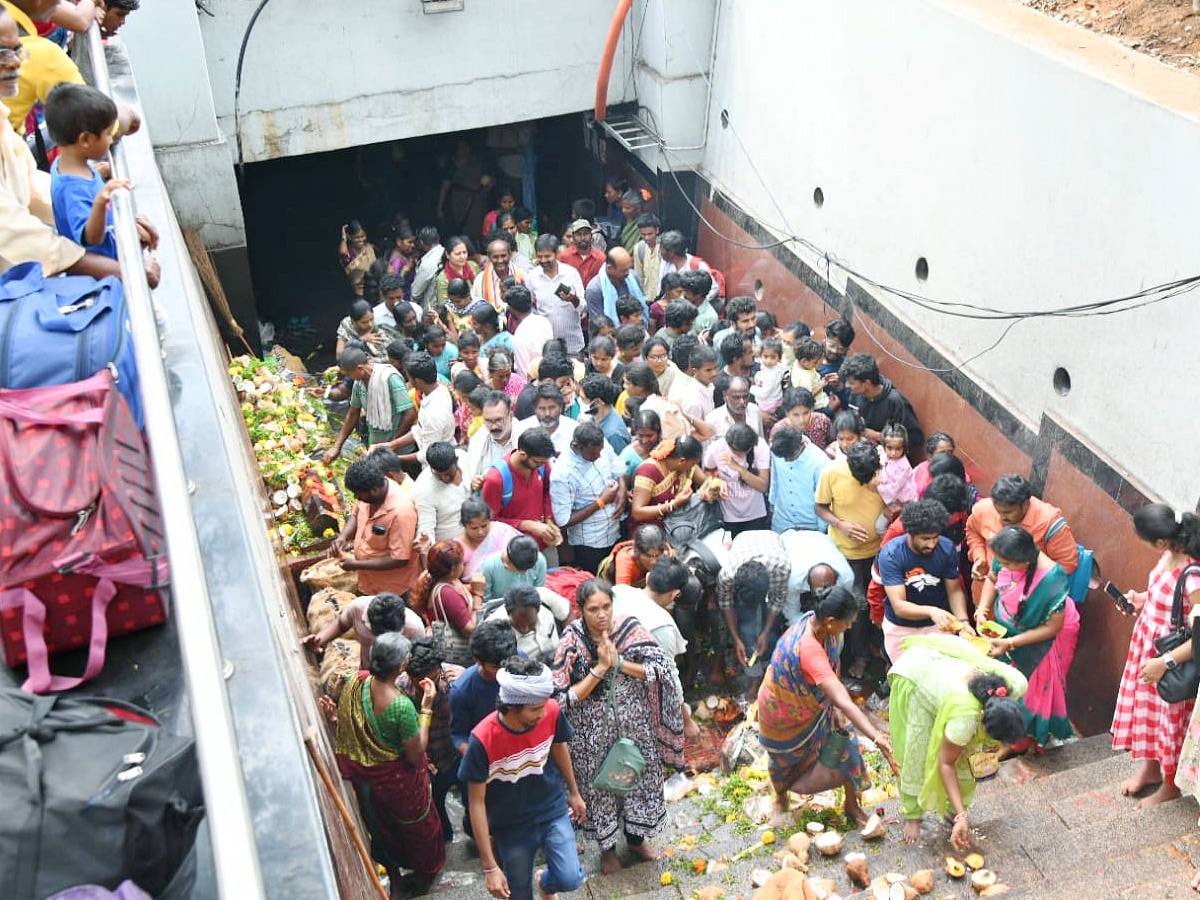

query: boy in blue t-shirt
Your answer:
[45,82,158,262]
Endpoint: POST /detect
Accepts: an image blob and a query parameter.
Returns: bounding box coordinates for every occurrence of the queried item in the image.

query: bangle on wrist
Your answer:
[595,497,607,510]
[483,865,501,874]
[954,810,968,821]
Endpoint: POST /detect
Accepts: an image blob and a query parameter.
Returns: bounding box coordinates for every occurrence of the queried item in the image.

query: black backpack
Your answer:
[0,689,205,900]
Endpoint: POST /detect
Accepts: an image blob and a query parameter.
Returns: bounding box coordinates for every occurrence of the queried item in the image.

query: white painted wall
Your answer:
[692,0,1200,510]
[191,0,637,163]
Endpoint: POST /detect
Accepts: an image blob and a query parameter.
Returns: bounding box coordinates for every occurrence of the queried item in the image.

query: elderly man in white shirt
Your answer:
[484,585,574,664]
[705,376,764,440]
[414,442,470,541]
[525,233,586,353]
[465,390,518,491]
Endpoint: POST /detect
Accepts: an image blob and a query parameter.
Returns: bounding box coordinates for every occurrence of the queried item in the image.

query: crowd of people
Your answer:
[313,182,1200,897]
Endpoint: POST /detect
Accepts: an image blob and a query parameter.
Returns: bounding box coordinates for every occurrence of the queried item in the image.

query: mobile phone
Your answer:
[555,283,573,298]
[1104,581,1135,615]
[371,524,387,536]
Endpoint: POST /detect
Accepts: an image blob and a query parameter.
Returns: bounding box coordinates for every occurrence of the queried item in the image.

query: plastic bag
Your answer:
[663,772,694,802]
[720,721,768,773]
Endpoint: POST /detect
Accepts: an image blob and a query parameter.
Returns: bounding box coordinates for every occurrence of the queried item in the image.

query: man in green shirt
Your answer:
[323,347,417,462]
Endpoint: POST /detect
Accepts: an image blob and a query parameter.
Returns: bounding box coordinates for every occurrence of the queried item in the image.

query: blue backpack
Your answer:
[0,262,142,427]
[489,456,547,506]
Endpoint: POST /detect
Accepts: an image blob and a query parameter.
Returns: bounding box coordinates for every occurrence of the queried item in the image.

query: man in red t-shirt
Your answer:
[558,219,605,288]
[481,426,559,565]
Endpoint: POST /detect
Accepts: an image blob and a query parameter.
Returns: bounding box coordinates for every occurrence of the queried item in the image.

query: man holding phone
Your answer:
[526,233,586,353]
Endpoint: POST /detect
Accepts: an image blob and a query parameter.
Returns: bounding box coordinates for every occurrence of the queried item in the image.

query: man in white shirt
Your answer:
[464,390,517,491]
[514,383,577,457]
[610,558,698,737]
[414,442,470,541]
[372,272,422,337]
[393,351,455,466]
[705,376,765,439]
[669,345,718,422]
[525,234,586,353]
[409,226,444,311]
[484,584,574,664]
[506,284,554,379]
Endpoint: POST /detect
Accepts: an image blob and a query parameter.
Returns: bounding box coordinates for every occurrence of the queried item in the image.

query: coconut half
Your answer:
[860,813,886,840]
[909,869,933,895]
[814,831,843,856]
[970,869,998,892]
[806,821,826,836]
[844,852,870,888]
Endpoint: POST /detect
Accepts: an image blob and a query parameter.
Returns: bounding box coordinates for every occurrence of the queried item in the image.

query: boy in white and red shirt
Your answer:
[461,658,587,900]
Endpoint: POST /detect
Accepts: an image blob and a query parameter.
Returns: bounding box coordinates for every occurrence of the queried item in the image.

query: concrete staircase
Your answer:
[427,735,1200,900]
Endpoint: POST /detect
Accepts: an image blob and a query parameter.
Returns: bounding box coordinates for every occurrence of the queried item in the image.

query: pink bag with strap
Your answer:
[0,370,168,693]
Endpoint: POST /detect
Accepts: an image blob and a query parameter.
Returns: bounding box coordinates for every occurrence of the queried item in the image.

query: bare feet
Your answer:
[600,849,622,875]
[628,840,660,862]
[844,801,871,827]
[1120,760,1163,797]
[769,798,794,828]
[1135,783,1181,810]
[903,818,922,844]
[535,868,558,900]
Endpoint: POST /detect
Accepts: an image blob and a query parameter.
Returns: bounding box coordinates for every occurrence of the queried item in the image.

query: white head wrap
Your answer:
[497,664,554,705]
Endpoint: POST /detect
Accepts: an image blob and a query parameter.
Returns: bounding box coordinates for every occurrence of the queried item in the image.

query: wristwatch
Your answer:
[1163,656,1179,671]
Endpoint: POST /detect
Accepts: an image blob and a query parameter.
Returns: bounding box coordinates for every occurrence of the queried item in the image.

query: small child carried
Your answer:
[752,337,786,417]
[876,423,918,534]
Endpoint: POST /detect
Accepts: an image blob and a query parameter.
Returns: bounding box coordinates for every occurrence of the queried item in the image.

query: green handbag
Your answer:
[589,664,646,795]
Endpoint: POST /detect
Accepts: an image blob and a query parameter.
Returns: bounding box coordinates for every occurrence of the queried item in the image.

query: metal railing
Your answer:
[81,25,267,900]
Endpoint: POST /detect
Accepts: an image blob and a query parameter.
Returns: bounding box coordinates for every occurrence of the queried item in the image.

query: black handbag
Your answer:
[1153,563,1200,704]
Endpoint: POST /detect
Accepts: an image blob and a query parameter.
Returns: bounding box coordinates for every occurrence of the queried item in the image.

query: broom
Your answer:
[183,226,256,357]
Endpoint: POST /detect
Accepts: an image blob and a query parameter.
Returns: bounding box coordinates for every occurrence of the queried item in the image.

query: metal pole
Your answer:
[84,26,267,900]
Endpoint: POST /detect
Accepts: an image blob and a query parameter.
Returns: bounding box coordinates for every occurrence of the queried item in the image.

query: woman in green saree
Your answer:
[888,634,1028,851]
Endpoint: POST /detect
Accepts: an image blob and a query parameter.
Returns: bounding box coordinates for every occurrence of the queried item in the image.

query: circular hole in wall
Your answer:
[720,109,730,129]
[813,187,824,208]
[915,257,929,282]
[1053,367,1072,397]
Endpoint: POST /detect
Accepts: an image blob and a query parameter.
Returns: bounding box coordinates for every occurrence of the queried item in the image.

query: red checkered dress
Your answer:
[1110,553,1200,776]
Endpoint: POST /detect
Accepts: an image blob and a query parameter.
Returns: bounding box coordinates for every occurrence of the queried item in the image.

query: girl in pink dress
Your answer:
[1111,504,1200,809]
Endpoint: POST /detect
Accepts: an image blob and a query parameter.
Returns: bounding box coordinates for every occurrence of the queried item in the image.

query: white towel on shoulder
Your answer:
[364,364,395,432]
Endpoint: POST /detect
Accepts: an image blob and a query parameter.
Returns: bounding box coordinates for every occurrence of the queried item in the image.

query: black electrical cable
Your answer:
[233,0,277,177]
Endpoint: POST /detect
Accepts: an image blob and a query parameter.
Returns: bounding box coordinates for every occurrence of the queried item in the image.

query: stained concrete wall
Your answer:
[193,0,637,164]
[688,0,1200,513]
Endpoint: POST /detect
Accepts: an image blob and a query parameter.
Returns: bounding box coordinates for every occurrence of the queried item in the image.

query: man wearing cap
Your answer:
[461,657,587,900]
[558,219,605,289]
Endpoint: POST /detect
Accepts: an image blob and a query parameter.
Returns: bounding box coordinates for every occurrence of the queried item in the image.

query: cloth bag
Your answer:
[1154,562,1200,704]
[590,669,645,795]
[0,370,168,692]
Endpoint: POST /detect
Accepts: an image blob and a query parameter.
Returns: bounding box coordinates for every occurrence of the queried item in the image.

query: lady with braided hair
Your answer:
[887,634,1028,850]
[976,526,1080,753]
[397,635,459,841]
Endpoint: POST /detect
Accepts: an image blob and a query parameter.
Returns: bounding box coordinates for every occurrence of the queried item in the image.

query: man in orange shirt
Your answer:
[965,473,1079,581]
[330,457,419,598]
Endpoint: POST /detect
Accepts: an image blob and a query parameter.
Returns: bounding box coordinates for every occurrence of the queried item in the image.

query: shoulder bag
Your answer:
[589,664,646,795]
[1153,562,1200,704]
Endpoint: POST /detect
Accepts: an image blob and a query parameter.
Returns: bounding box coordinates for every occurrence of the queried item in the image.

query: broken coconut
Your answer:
[860,813,886,840]
[750,867,815,900]
[780,852,809,872]
[806,821,826,836]
[814,831,843,856]
[963,853,985,871]
[978,886,1010,897]
[944,857,966,878]
[750,868,774,888]
[845,853,870,889]
[807,879,837,900]
[909,869,933,895]
[970,870,997,892]
[787,832,811,861]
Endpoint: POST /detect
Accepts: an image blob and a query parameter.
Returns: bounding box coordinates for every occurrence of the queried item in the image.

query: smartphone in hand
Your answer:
[1104,581,1136,615]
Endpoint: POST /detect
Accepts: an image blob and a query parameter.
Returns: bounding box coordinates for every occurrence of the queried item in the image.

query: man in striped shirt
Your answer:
[461,658,586,900]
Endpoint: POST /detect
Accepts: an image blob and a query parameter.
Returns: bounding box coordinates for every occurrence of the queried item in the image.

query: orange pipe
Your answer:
[594,0,635,123]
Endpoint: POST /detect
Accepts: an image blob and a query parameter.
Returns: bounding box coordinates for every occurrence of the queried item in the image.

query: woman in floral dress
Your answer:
[551,578,683,875]
[1112,503,1200,810]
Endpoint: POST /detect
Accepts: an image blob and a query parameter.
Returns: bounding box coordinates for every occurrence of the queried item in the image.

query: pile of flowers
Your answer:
[229,354,348,552]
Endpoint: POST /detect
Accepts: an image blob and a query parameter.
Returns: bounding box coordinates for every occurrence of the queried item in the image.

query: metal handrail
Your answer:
[82,25,267,900]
